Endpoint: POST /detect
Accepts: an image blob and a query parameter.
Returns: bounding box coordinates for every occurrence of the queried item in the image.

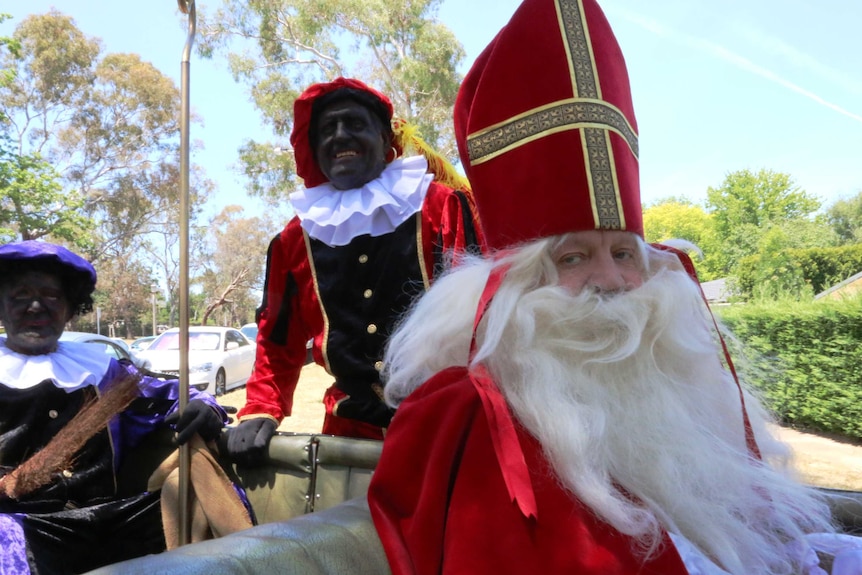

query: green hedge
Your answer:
[716,297,862,440]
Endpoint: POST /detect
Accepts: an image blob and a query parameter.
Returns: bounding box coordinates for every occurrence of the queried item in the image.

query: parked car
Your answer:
[240,322,258,343]
[138,326,256,396]
[130,335,157,352]
[239,322,312,364]
[58,331,151,370]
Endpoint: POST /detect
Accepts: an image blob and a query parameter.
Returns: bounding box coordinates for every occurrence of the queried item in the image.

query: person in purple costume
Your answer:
[0,240,227,574]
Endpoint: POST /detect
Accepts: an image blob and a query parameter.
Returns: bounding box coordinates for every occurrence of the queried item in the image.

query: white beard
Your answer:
[486,267,833,575]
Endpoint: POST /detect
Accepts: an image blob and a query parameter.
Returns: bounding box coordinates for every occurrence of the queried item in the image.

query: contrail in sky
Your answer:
[739,26,862,97]
[692,40,862,125]
[614,8,862,126]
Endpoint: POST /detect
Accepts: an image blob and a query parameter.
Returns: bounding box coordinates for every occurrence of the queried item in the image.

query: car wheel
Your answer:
[215,368,227,396]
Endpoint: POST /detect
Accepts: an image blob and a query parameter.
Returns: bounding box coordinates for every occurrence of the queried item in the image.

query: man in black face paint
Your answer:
[227,77,484,464]
[0,240,233,573]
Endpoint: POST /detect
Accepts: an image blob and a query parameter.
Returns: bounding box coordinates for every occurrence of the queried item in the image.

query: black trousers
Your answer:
[19,491,165,574]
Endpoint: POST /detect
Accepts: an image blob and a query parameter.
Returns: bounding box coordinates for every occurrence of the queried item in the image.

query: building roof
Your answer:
[814,270,862,300]
[700,277,731,304]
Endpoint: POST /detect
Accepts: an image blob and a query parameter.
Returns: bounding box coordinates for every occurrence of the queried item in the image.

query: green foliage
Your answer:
[736,243,862,299]
[642,199,722,279]
[193,205,276,326]
[0,14,21,91]
[746,227,813,301]
[828,191,862,245]
[0,11,218,333]
[0,133,94,245]
[718,298,862,440]
[4,11,99,110]
[196,0,464,203]
[643,198,710,245]
[705,169,823,277]
[707,169,820,233]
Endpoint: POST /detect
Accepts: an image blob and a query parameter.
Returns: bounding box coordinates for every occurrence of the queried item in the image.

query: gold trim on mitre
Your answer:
[466,98,638,166]
[465,0,637,230]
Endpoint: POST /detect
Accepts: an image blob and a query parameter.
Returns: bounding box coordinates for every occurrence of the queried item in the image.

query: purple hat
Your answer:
[0,240,97,294]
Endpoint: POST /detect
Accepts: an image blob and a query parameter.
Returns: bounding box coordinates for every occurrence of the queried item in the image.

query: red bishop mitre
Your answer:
[455,0,641,251]
[458,0,651,520]
[458,2,761,521]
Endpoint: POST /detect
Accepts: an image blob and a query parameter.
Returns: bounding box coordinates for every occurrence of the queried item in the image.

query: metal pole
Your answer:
[176,0,195,547]
[151,287,158,337]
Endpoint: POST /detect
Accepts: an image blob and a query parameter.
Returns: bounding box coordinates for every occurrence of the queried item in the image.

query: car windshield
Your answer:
[149,331,222,351]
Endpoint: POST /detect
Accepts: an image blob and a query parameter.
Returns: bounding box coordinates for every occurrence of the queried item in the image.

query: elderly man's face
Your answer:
[551,230,645,295]
[0,270,70,355]
[313,99,389,190]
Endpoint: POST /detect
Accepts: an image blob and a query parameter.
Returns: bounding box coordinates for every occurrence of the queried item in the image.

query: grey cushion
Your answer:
[313,435,383,513]
[821,487,862,534]
[232,433,317,521]
[84,497,391,575]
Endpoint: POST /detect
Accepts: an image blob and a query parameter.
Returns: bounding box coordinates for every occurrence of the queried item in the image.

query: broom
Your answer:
[0,371,145,500]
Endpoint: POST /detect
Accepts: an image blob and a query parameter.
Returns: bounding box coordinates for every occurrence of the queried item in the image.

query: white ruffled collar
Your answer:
[289,155,433,246]
[0,338,113,391]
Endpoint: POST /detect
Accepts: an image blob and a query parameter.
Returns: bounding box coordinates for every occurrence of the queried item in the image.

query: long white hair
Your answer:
[383,234,833,575]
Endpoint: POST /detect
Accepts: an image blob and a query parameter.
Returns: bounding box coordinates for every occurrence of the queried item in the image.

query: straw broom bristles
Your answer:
[0,371,145,500]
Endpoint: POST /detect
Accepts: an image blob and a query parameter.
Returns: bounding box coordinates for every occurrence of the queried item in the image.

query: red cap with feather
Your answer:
[290,77,394,189]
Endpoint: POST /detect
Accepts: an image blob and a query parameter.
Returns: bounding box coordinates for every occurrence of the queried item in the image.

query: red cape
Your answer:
[368,367,690,574]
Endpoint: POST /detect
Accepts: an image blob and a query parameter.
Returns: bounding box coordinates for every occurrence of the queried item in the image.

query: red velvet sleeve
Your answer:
[239,219,319,421]
[368,368,485,575]
[420,183,485,278]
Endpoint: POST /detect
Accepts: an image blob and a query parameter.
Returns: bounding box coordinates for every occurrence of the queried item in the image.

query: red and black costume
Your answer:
[238,78,482,439]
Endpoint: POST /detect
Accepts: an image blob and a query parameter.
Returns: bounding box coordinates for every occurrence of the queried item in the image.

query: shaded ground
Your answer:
[219,363,862,492]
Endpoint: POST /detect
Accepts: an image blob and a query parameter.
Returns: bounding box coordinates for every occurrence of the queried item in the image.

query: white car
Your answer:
[58,331,151,370]
[138,326,256,396]
[239,322,258,343]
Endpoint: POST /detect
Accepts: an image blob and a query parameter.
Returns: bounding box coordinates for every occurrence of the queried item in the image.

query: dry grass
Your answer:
[773,426,862,491]
[218,362,330,434]
[220,363,862,492]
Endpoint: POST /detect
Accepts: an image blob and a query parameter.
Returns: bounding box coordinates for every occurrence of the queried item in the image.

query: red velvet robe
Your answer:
[368,366,690,574]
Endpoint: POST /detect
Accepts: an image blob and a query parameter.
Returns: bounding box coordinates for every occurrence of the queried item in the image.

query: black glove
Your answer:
[165,399,225,445]
[226,418,277,467]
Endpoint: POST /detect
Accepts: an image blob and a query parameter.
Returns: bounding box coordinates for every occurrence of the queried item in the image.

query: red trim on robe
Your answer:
[651,243,762,460]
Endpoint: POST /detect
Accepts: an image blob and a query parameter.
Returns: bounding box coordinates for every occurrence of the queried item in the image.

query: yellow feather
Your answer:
[392,119,472,193]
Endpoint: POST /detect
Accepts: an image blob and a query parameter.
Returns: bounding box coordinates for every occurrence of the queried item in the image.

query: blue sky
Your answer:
[4,0,862,221]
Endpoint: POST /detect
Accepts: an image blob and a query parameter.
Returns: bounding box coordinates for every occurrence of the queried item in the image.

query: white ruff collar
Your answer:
[0,339,113,391]
[290,155,432,246]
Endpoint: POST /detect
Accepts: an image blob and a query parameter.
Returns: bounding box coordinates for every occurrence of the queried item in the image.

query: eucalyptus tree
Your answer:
[0,11,213,328]
[195,204,276,325]
[196,0,465,203]
[0,12,93,245]
[0,11,211,252]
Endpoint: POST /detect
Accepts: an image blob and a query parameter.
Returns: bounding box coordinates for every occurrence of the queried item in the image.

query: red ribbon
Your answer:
[468,263,538,519]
